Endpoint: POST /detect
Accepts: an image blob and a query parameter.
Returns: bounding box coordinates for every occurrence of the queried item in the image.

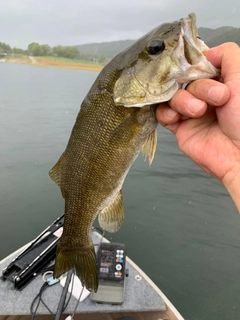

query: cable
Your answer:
[63,270,75,311]
[30,228,104,319]
[68,285,85,320]
[30,282,53,320]
[55,270,74,320]
[30,271,75,320]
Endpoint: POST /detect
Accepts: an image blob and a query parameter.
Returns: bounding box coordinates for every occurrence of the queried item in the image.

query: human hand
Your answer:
[156,42,240,211]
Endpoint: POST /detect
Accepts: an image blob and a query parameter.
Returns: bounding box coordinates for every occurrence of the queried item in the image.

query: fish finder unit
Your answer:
[91,242,127,304]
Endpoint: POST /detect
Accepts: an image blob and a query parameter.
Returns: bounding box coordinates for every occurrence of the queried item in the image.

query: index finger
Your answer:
[204,42,240,141]
[204,42,240,81]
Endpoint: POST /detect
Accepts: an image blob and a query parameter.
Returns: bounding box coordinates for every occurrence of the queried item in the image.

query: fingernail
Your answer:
[166,108,178,119]
[208,86,224,103]
[186,98,205,114]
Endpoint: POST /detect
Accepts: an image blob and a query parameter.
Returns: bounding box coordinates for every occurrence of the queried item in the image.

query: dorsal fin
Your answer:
[141,129,157,165]
[98,191,124,233]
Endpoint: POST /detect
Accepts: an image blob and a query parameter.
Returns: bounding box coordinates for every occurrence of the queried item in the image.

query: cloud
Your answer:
[1,0,239,49]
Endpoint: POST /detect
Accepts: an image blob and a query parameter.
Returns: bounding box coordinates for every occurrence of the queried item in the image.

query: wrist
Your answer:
[222,167,240,213]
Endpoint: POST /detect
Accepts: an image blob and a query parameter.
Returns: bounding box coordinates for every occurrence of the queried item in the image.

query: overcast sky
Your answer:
[1,0,240,49]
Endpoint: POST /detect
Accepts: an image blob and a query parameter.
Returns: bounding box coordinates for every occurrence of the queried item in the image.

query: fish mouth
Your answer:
[181,13,205,59]
[173,13,219,83]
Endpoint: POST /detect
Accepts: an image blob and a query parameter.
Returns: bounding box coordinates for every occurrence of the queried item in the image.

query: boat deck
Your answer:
[0,232,183,320]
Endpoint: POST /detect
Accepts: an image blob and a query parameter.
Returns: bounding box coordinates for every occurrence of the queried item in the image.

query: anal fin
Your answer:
[49,154,64,187]
[98,191,124,233]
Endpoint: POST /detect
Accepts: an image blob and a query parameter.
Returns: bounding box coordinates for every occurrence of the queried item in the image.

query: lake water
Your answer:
[1,62,240,320]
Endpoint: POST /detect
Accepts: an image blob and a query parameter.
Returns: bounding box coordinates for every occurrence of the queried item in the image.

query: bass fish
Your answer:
[49,13,219,292]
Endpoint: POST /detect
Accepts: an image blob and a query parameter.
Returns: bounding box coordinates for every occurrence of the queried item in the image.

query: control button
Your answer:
[119,259,123,263]
[116,259,119,263]
[120,250,124,254]
[115,272,119,276]
[116,264,122,271]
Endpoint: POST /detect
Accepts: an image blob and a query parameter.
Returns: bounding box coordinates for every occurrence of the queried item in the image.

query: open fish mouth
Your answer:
[181,13,208,62]
[174,13,218,83]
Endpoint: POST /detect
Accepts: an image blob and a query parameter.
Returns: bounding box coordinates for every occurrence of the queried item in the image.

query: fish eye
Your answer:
[147,39,165,55]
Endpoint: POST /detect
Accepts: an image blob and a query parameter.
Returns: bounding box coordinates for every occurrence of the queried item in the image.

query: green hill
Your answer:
[76,40,135,62]
[76,26,240,62]
[198,26,240,47]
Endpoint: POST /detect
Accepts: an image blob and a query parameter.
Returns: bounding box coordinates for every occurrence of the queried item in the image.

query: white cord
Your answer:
[42,271,53,282]
[66,285,84,320]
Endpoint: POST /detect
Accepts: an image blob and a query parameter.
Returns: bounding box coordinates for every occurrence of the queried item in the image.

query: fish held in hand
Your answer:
[49,13,219,292]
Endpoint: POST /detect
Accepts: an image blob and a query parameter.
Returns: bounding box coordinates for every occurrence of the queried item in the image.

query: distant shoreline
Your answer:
[0,55,103,72]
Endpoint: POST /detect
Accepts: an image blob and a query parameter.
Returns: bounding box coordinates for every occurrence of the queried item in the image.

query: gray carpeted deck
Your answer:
[0,232,166,316]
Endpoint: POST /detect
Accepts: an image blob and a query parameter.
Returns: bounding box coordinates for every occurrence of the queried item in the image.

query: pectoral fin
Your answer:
[98,191,124,233]
[141,129,157,165]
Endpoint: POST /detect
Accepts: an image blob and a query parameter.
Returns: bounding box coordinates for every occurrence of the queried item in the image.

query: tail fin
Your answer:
[54,245,98,292]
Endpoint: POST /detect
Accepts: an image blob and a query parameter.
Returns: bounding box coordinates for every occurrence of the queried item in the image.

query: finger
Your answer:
[186,79,230,107]
[156,102,181,125]
[156,88,209,128]
[156,103,192,135]
[168,89,208,117]
[204,43,240,141]
[204,42,240,74]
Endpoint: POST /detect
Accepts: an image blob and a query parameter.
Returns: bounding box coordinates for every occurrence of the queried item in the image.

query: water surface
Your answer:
[1,62,240,320]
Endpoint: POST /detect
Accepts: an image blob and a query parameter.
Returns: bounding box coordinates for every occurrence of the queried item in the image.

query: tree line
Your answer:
[0,41,105,62]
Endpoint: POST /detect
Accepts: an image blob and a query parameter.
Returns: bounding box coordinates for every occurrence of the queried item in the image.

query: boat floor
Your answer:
[0,232,183,320]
